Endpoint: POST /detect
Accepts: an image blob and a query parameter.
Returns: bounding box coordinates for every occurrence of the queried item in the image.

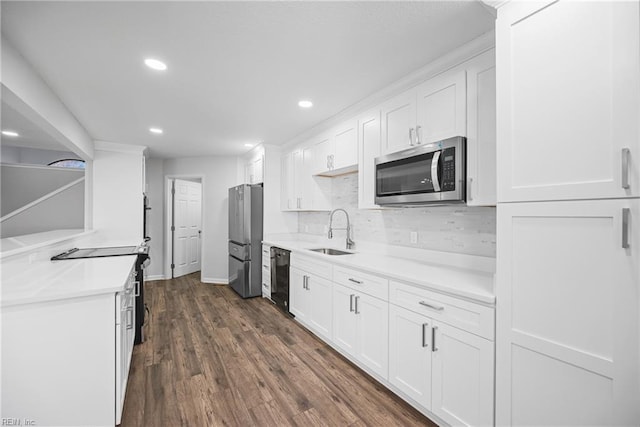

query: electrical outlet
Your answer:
[410,231,418,244]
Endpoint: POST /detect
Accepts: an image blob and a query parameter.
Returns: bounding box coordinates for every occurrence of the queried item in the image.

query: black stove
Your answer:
[51,244,150,345]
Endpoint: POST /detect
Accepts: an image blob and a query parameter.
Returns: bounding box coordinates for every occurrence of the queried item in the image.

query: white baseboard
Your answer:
[145,274,165,281]
[201,277,228,285]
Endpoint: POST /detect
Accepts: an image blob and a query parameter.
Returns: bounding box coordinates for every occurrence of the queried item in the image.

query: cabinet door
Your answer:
[356,293,389,380]
[497,0,640,202]
[307,274,333,341]
[289,267,309,321]
[388,304,432,409]
[281,152,295,210]
[466,50,496,206]
[496,199,640,426]
[357,109,381,209]
[431,321,494,427]
[292,150,304,209]
[416,70,466,144]
[313,135,332,175]
[332,283,358,358]
[381,89,416,155]
[333,119,358,170]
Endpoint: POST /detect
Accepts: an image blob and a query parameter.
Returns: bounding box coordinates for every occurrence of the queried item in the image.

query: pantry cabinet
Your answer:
[381,71,467,156]
[496,199,640,426]
[496,0,640,202]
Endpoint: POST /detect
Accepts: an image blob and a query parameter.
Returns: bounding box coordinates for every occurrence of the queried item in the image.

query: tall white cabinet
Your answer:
[496,1,640,425]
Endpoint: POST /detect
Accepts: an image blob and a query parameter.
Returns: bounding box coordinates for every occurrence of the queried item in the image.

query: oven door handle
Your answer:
[431,151,441,192]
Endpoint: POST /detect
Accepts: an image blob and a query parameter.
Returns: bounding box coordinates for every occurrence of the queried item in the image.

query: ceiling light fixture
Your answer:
[244,143,254,148]
[144,58,167,71]
[1,130,19,137]
[298,100,313,108]
[149,127,163,134]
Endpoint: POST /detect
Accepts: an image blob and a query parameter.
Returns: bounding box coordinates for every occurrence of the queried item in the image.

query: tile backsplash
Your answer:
[298,173,496,257]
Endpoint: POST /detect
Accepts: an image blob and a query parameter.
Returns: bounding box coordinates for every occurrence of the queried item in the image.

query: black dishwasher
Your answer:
[270,247,291,314]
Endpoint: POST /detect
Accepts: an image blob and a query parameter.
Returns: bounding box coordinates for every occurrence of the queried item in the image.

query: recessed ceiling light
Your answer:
[244,143,254,148]
[298,100,313,108]
[1,130,19,137]
[149,127,163,134]
[144,58,167,71]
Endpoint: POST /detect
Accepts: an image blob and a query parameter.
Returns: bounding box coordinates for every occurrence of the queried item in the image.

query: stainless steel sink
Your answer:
[308,248,353,256]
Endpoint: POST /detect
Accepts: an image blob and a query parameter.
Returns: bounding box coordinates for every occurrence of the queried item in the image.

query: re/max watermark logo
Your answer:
[1,419,35,426]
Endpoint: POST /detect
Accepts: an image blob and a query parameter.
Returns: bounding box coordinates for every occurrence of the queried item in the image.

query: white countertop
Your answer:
[263,238,495,305]
[1,231,143,308]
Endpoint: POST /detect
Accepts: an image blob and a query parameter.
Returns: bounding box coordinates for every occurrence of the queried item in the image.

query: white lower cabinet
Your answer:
[290,266,333,340]
[261,244,271,298]
[332,283,388,379]
[431,321,494,427]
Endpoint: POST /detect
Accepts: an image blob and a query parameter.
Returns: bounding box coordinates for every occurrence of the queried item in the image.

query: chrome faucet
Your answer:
[328,208,355,250]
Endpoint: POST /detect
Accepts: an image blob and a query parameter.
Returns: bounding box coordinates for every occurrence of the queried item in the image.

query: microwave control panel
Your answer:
[441,147,456,191]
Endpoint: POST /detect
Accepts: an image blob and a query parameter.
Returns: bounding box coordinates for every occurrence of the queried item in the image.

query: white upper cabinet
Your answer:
[314,119,359,176]
[357,108,382,209]
[466,50,497,206]
[244,155,264,185]
[381,71,467,156]
[281,147,331,212]
[497,0,640,202]
[416,70,467,145]
[381,88,418,155]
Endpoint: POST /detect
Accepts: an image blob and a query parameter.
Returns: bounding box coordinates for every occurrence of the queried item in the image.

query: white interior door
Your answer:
[173,179,202,278]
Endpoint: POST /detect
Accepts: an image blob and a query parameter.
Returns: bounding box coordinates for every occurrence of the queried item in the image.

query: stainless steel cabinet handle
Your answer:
[409,128,416,146]
[431,151,441,192]
[354,296,360,314]
[416,125,423,145]
[297,198,301,209]
[422,323,429,347]
[468,177,473,201]
[432,326,438,352]
[327,155,331,170]
[349,294,355,312]
[303,275,308,290]
[622,208,630,249]
[348,278,363,285]
[622,148,630,189]
[419,300,444,311]
[263,264,268,268]
[306,276,310,291]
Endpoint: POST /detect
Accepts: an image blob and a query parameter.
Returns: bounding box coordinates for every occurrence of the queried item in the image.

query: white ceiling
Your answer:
[1,1,494,159]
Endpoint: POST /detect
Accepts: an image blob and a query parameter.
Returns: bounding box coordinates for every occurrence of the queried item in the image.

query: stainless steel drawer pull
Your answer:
[432,326,438,352]
[349,294,355,312]
[354,296,360,314]
[622,148,630,189]
[409,128,416,146]
[348,278,363,284]
[422,323,429,347]
[622,208,630,249]
[126,308,134,330]
[263,264,268,268]
[419,301,444,311]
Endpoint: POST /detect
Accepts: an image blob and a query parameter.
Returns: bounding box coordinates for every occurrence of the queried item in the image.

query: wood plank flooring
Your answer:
[120,273,436,426]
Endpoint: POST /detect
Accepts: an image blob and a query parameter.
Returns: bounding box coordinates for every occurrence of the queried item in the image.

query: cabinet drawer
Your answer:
[291,253,332,280]
[262,266,270,282]
[261,256,270,271]
[389,280,494,340]
[333,265,388,301]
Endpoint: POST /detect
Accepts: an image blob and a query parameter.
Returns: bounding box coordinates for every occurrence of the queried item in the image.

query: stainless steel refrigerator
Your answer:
[228,184,263,298]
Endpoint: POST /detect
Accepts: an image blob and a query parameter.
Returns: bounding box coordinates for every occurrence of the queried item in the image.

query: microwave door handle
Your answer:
[431,151,441,192]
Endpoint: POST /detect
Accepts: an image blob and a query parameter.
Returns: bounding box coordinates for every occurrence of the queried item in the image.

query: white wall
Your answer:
[148,156,238,283]
[144,158,165,280]
[92,142,145,239]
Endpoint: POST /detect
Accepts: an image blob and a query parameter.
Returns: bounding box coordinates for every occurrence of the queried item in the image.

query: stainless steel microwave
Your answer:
[374,136,466,206]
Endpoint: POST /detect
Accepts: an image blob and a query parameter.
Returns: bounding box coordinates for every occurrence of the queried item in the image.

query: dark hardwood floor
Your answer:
[121,272,436,426]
